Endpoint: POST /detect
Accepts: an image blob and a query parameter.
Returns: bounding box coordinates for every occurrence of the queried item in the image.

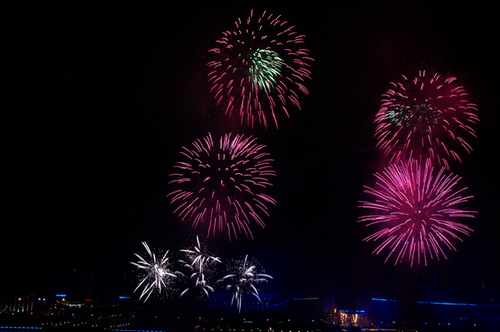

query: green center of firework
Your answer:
[248,49,283,92]
[386,104,443,134]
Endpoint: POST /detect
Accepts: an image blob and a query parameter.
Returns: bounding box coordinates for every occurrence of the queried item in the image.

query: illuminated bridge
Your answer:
[206,293,293,312]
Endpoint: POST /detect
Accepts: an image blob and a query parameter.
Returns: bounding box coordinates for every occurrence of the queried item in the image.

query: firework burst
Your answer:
[178,236,221,298]
[359,159,476,267]
[167,132,276,240]
[374,70,479,169]
[217,255,273,312]
[207,9,313,129]
[130,241,177,302]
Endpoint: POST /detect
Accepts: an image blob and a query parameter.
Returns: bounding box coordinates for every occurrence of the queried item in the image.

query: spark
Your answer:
[130,241,177,302]
[168,133,276,240]
[208,10,313,129]
[375,70,479,169]
[359,159,475,266]
[178,236,221,298]
[217,255,273,312]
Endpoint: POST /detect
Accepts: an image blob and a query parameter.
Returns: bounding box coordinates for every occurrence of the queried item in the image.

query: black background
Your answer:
[5,1,499,307]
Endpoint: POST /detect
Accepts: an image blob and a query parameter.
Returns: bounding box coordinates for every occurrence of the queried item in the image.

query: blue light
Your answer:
[55,294,66,297]
[372,297,500,307]
[415,300,477,306]
[206,293,292,311]
[118,296,130,299]
[0,326,43,330]
[371,297,405,303]
[111,330,168,332]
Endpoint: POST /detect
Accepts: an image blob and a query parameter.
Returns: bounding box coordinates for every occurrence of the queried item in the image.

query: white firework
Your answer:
[217,255,273,312]
[178,236,221,298]
[130,241,177,302]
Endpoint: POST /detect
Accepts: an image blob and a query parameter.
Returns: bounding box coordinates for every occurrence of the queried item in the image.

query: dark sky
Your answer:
[5,2,500,306]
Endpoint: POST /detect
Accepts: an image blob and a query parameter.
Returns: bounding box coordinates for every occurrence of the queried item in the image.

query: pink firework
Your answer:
[167,133,276,240]
[207,9,313,129]
[359,159,475,266]
[374,70,479,169]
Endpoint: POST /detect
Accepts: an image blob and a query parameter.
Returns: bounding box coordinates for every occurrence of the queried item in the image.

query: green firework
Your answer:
[249,49,283,92]
[385,104,443,134]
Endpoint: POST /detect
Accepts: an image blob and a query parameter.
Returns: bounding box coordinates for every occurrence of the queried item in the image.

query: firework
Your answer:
[130,241,177,302]
[374,70,479,169]
[178,236,221,298]
[207,9,313,129]
[167,132,276,240]
[359,159,475,266]
[217,255,273,312]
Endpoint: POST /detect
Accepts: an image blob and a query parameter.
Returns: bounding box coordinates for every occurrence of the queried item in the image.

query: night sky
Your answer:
[5,2,500,307]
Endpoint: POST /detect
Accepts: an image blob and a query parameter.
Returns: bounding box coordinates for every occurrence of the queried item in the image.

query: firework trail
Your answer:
[375,70,479,169]
[167,132,276,240]
[359,159,476,267]
[130,241,177,302]
[217,255,273,312]
[207,9,313,129]
[178,236,221,298]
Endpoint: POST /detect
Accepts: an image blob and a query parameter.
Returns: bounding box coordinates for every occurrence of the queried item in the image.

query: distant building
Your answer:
[324,298,368,327]
[0,295,48,314]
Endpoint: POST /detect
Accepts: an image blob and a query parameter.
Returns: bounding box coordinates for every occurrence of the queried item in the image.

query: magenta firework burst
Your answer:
[167,133,276,240]
[375,70,479,169]
[207,9,313,129]
[359,159,476,266]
